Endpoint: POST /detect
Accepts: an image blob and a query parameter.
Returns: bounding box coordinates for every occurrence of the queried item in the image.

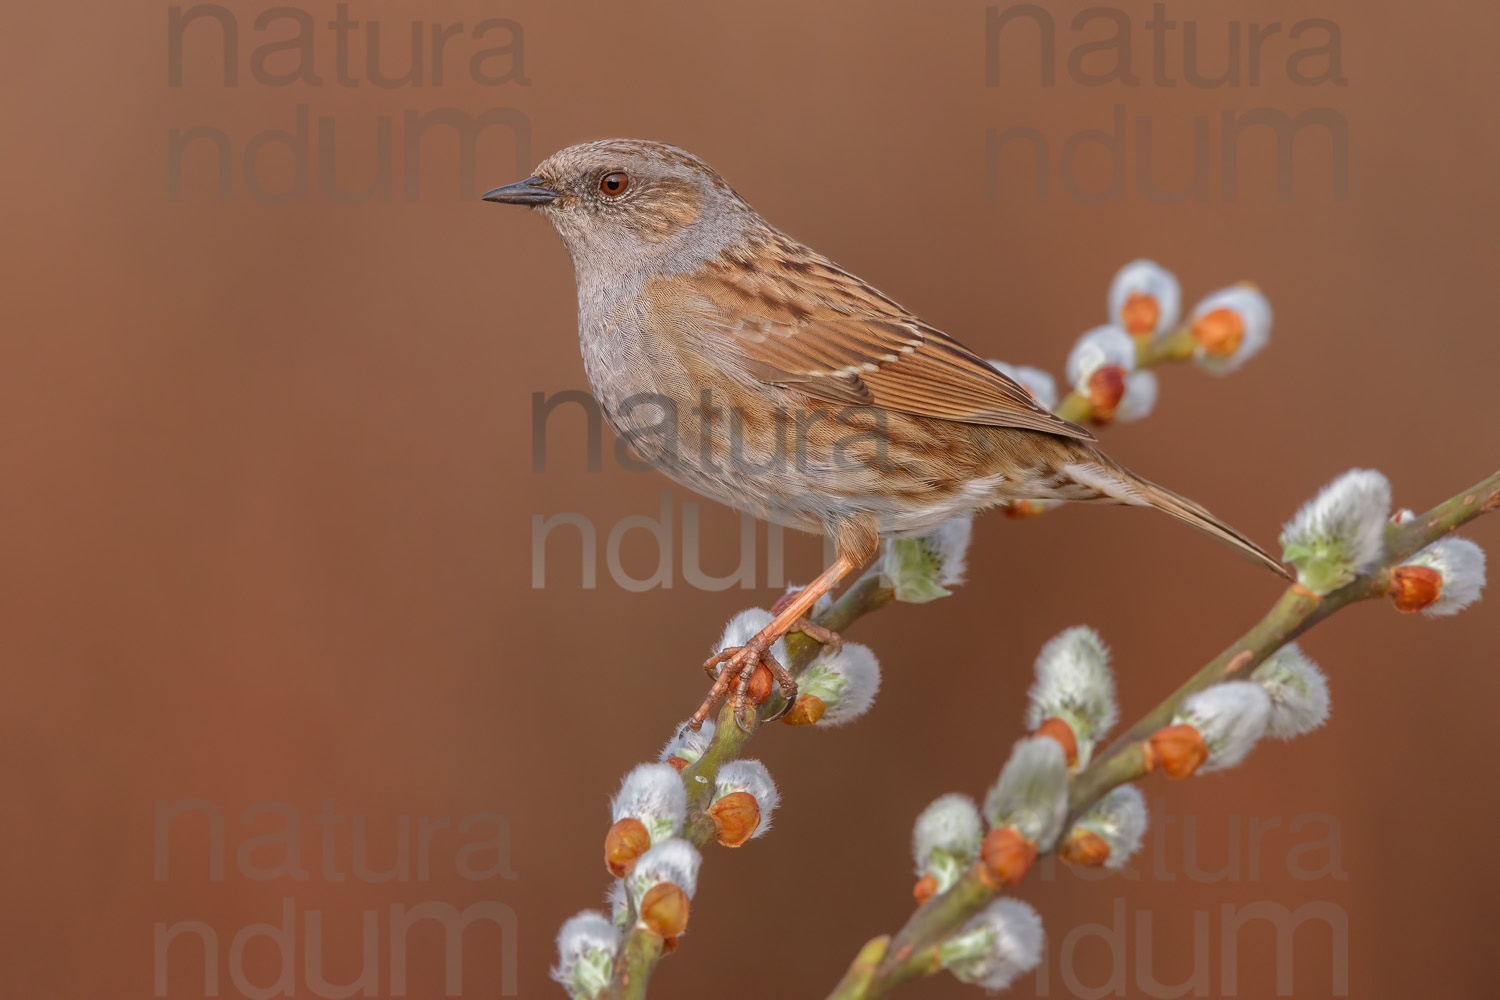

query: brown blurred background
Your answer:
[2,0,1496,997]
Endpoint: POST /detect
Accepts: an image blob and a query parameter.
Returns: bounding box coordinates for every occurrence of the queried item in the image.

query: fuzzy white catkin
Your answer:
[942,898,1046,992]
[551,910,619,999]
[1115,370,1159,422]
[1025,626,1119,764]
[627,838,702,901]
[1067,325,1137,389]
[1251,644,1331,740]
[1280,469,1392,594]
[713,759,780,836]
[880,517,976,602]
[1404,536,1487,616]
[984,737,1070,849]
[1190,284,1272,375]
[1177,682,1272,773]
[1071,784,1149,870]
[912,793,985,876]
[605,880,629,928]
[610,763,687,842]
[715,609,789,666]
[659,720,716,767]
[988,361,1060,412]
[1108,259,1181,338]
[924,517,974,587]
[801,643,882,726]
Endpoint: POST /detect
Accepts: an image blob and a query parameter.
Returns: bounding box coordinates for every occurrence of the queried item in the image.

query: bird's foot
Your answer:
[690,634,799,732]
[789,616,842,653]
[768,591,843,654]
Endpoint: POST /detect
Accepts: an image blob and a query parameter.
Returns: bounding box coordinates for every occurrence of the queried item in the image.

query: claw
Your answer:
[698,632,805,731]
[756,644,800,723]
[729,645,765,732]
[688,554,856,732]
[733,702,758,732]
[763,691,796,723]
[687,699,714,730]
[698,620,831,727]
[690,646,747,729]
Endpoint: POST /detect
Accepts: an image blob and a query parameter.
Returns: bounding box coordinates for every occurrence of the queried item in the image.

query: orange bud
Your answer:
[708,790,761,847]
[913,873,939,905]
[1144,724,1209,779]
[1002,499,1048,519]
[1389,564,1442,613]
[665,755,689,772]
[1120,291,1160,336]
[604,817,651,877]
[1086,365,1127,421]
[1034,717,1078,766]
[745,663,773,705]
[1059,830,1111,868]
[639,882,690,938]
[1191,307,1245,357]
[979,827,1037,887]
[780,693,826,726]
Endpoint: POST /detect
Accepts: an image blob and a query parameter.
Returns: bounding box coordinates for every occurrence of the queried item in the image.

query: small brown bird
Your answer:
[484,139,1287,727]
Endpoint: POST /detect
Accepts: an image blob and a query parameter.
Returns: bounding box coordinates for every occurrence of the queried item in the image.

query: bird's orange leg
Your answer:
[690,554,857,731]
[768,590,845,654]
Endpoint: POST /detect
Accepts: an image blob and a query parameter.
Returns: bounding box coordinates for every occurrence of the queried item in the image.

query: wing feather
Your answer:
[675,237,1096,441]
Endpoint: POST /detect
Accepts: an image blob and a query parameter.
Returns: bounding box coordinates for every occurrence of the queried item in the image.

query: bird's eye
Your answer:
[599,171,630,196]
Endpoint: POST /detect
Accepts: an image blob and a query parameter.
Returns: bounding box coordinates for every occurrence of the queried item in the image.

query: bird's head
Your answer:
[483,139,757,272]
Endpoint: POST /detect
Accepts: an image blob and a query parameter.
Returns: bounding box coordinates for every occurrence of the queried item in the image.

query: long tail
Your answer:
[1051,451,1292,580]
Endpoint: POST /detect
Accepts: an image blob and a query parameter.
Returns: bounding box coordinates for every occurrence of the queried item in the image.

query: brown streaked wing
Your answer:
[680,242,1097,442]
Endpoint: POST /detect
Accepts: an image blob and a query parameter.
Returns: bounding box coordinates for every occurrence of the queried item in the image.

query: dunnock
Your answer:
[484,139,1287,728]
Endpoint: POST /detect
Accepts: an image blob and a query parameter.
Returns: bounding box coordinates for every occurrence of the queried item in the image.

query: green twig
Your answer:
[613,929,663,1000]
[832,469,1500,1000]
[600,573,896,997]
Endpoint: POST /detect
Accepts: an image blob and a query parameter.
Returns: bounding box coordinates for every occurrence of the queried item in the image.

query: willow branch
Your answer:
[1076,467,1500,805]
[613,930,662,1000]
[599,573,896,998]
[829,469,1500,999]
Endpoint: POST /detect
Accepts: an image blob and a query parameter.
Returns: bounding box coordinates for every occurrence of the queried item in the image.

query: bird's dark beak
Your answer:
[481,176,558,206]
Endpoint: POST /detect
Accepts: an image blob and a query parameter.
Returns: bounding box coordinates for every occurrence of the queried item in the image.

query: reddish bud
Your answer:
[1389,565,1443,613]
[745,663,773,705]
[1002,499,1048,519]
[639,882,690,938]
[1059,830,1111,868]
[1086,365,1127,421]
[1121,291,1160,336]
[665,755,689,772]
[1144,724,1209,779]
[1191,307,1245,357]
[780,693,826,726]
[1034,717,1079,766]
[708,790,761,847]
[912,873,939,905]
[604,817,652,877]
[979,826,1037,888]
